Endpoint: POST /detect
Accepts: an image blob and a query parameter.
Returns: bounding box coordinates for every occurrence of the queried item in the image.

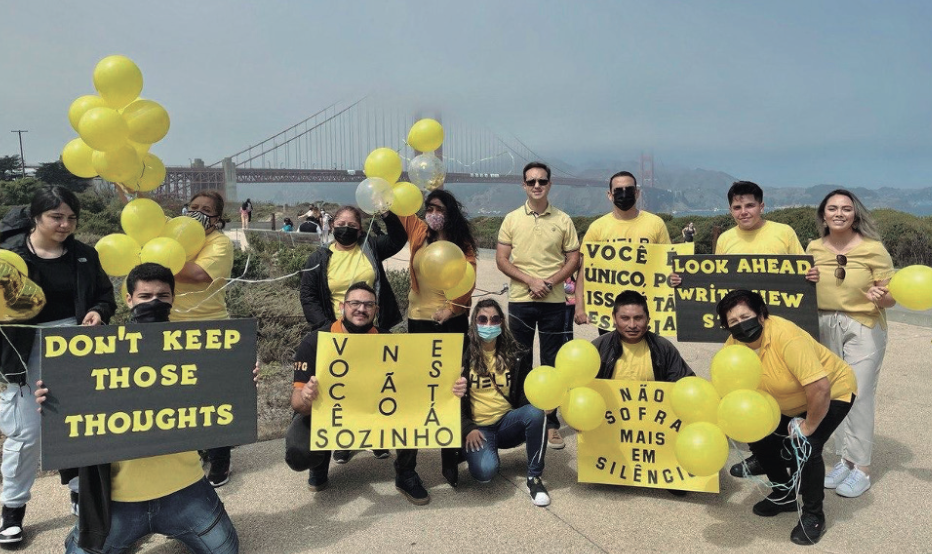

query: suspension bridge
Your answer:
[155,97,604,200]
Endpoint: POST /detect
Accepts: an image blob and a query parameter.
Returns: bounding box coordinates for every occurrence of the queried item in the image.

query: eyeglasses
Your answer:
[834,254,847,280]
[524,179,550,187]
[345,300,376,310]
[476,315,502,325]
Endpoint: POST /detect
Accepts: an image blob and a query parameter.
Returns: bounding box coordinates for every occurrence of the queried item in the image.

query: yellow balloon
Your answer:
[0,250,28,276]
[128,139,151,159]
[68,95,107,133]
[407,118,444,152]
[129,153,166,193]
[523,366,567,411]
[79,107,130,152]
[61,138,98,178]
[364,148,402,185]
[355,177,394,215]
[674,422,729,477]
[92,145,141,184]
[717,389,773,443]
[670,376,721,425]
[161,216,206,260]
[121,99,170,144]
[444,262,475,301]
[94,233,141,277]
[417,240,466,290]
[560,386,606,432]
[408,152,446,191]
[710,344,762,396]
[389,182,424,217]
[555,339,601,388]
[121,198,165,246]
[888,265,932,311]
[0,263,46,322]
[93,55,143,110]
[758,390,782,435]
[140,237,186,275]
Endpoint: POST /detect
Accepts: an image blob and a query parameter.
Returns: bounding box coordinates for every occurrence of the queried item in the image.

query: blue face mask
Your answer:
[477,324,502,342]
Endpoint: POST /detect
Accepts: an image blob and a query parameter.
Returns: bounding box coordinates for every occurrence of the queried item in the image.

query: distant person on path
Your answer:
[181,203,189,216]
[681,222,695,243]
[320,210,333,245]
[808,189,894,498]
[240,198,252,230]
[281,217,294,232]
[286,282,467,505]
[496,161,580,450]
[298,217,318,233]
[574,170,671,336]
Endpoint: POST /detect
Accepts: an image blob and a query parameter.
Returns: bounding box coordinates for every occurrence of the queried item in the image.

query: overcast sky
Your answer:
[2,0,930,188]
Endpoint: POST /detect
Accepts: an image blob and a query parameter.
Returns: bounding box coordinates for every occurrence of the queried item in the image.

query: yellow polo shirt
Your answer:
[715,221,804,255]
[583,211,671,245]
[111,451,203,502]
[468,350,512,426]
[612,339,654,381]
[807,238,895,329]
[498,202,580,303]
[326,243,376,316]
[172,232,234,322]
[725,316,857,416]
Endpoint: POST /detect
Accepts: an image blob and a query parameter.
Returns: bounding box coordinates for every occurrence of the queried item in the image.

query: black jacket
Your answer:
[0,207,116,385]
[592,330,695,382]
[459,350,531,436]
[299,213,406,332]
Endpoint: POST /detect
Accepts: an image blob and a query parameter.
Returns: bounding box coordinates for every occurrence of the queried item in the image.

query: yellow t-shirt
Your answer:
[611,339,654,381]
[807,238,895,329]
[715,221,804,255]
[327,243,376,316]
[725,316,857,416]
[172,232,234,322]
[111,451,203,502]
[468,350,513,426]
[583,211,671,245]
[498,202,580,303]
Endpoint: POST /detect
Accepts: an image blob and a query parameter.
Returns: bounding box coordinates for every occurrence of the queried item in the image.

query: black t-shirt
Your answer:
[26,249,77,323]
[298,221,319,233]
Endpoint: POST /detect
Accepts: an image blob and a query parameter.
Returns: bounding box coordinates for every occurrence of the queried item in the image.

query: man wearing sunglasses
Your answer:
[285,282,467,506]
[496,162,580,449]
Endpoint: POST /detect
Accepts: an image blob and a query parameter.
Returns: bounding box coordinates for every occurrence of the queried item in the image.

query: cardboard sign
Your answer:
[674,255,818,342]
[311,333,463,451]
[39,319,258,470]
[578,380,719,493]
[581,242,695,336]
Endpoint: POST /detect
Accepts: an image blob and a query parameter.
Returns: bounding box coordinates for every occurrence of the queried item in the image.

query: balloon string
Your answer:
[732,418,813,515]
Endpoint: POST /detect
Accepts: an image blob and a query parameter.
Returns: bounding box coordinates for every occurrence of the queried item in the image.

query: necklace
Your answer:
[27,234,66,259]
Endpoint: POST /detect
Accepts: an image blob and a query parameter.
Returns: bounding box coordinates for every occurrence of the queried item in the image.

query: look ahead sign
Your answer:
[39,319,258,470]
[311,333,463,451]
[578,380,719,493]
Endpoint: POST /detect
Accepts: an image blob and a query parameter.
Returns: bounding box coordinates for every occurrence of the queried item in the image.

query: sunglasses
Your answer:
[476,315,502,325]
[834,254,847,280]
[524,179,550,187]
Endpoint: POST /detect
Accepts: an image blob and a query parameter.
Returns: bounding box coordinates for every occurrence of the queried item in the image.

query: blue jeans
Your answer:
[463,404,547,482]
[64,478,238,554]
[509,301,566,430]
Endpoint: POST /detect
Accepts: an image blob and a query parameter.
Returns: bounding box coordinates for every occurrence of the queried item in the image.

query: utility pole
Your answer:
[10,130,27,179]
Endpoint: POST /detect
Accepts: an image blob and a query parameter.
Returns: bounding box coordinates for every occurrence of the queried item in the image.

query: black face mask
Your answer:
[130,299,173,324]
[613,187,637,211]
[342,317,374,334]
[333,226,360,247]
[729,317,764,343]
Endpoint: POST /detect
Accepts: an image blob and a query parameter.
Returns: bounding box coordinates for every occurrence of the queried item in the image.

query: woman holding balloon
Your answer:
[0,186,116,545]
[806,189,894,498]
[716,290,856,546]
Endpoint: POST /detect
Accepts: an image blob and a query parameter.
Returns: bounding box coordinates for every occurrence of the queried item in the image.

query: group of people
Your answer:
[280,205,333,244]
[0,158,897,550]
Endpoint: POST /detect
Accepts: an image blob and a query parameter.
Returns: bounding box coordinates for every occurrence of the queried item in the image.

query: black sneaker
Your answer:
[308,469,329,492]
[207,458,231,488]
[791,513,825,545]
[440,448,460,489]
[70,491,79,517]
[667,489,688,497]
[0,505,25,545]
[752,492,798,517]
[526,477,551,507]
[333,450,352,464]
[730,455,765,478]
[395,473,430,505]
[372,450,390,459]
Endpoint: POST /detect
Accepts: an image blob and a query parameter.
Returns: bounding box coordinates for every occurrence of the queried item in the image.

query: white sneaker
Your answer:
[824,461,851,489]
[526,477,551,507]
[836,468,871,498]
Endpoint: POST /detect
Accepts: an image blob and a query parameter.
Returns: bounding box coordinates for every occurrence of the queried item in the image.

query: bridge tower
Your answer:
[639,152,655,210]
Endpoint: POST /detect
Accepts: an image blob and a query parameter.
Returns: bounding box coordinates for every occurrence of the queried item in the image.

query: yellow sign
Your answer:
[581,242,694,335]
[578,380,719,493]
[311,333,463,451]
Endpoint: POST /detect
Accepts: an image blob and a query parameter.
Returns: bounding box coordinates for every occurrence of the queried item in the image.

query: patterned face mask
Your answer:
[187,210,214,231]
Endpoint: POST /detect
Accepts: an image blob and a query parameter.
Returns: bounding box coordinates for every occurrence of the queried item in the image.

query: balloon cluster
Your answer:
[0,251,46,322]
[61,55,169,193]
[888,265,932,311]
[411,240,475,301]
[670,345,780,477]
[523,340,607,432]
[355,118,447,217]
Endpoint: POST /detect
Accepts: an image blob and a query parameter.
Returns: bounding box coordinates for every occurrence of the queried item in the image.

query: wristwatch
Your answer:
[544,281,553,290]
